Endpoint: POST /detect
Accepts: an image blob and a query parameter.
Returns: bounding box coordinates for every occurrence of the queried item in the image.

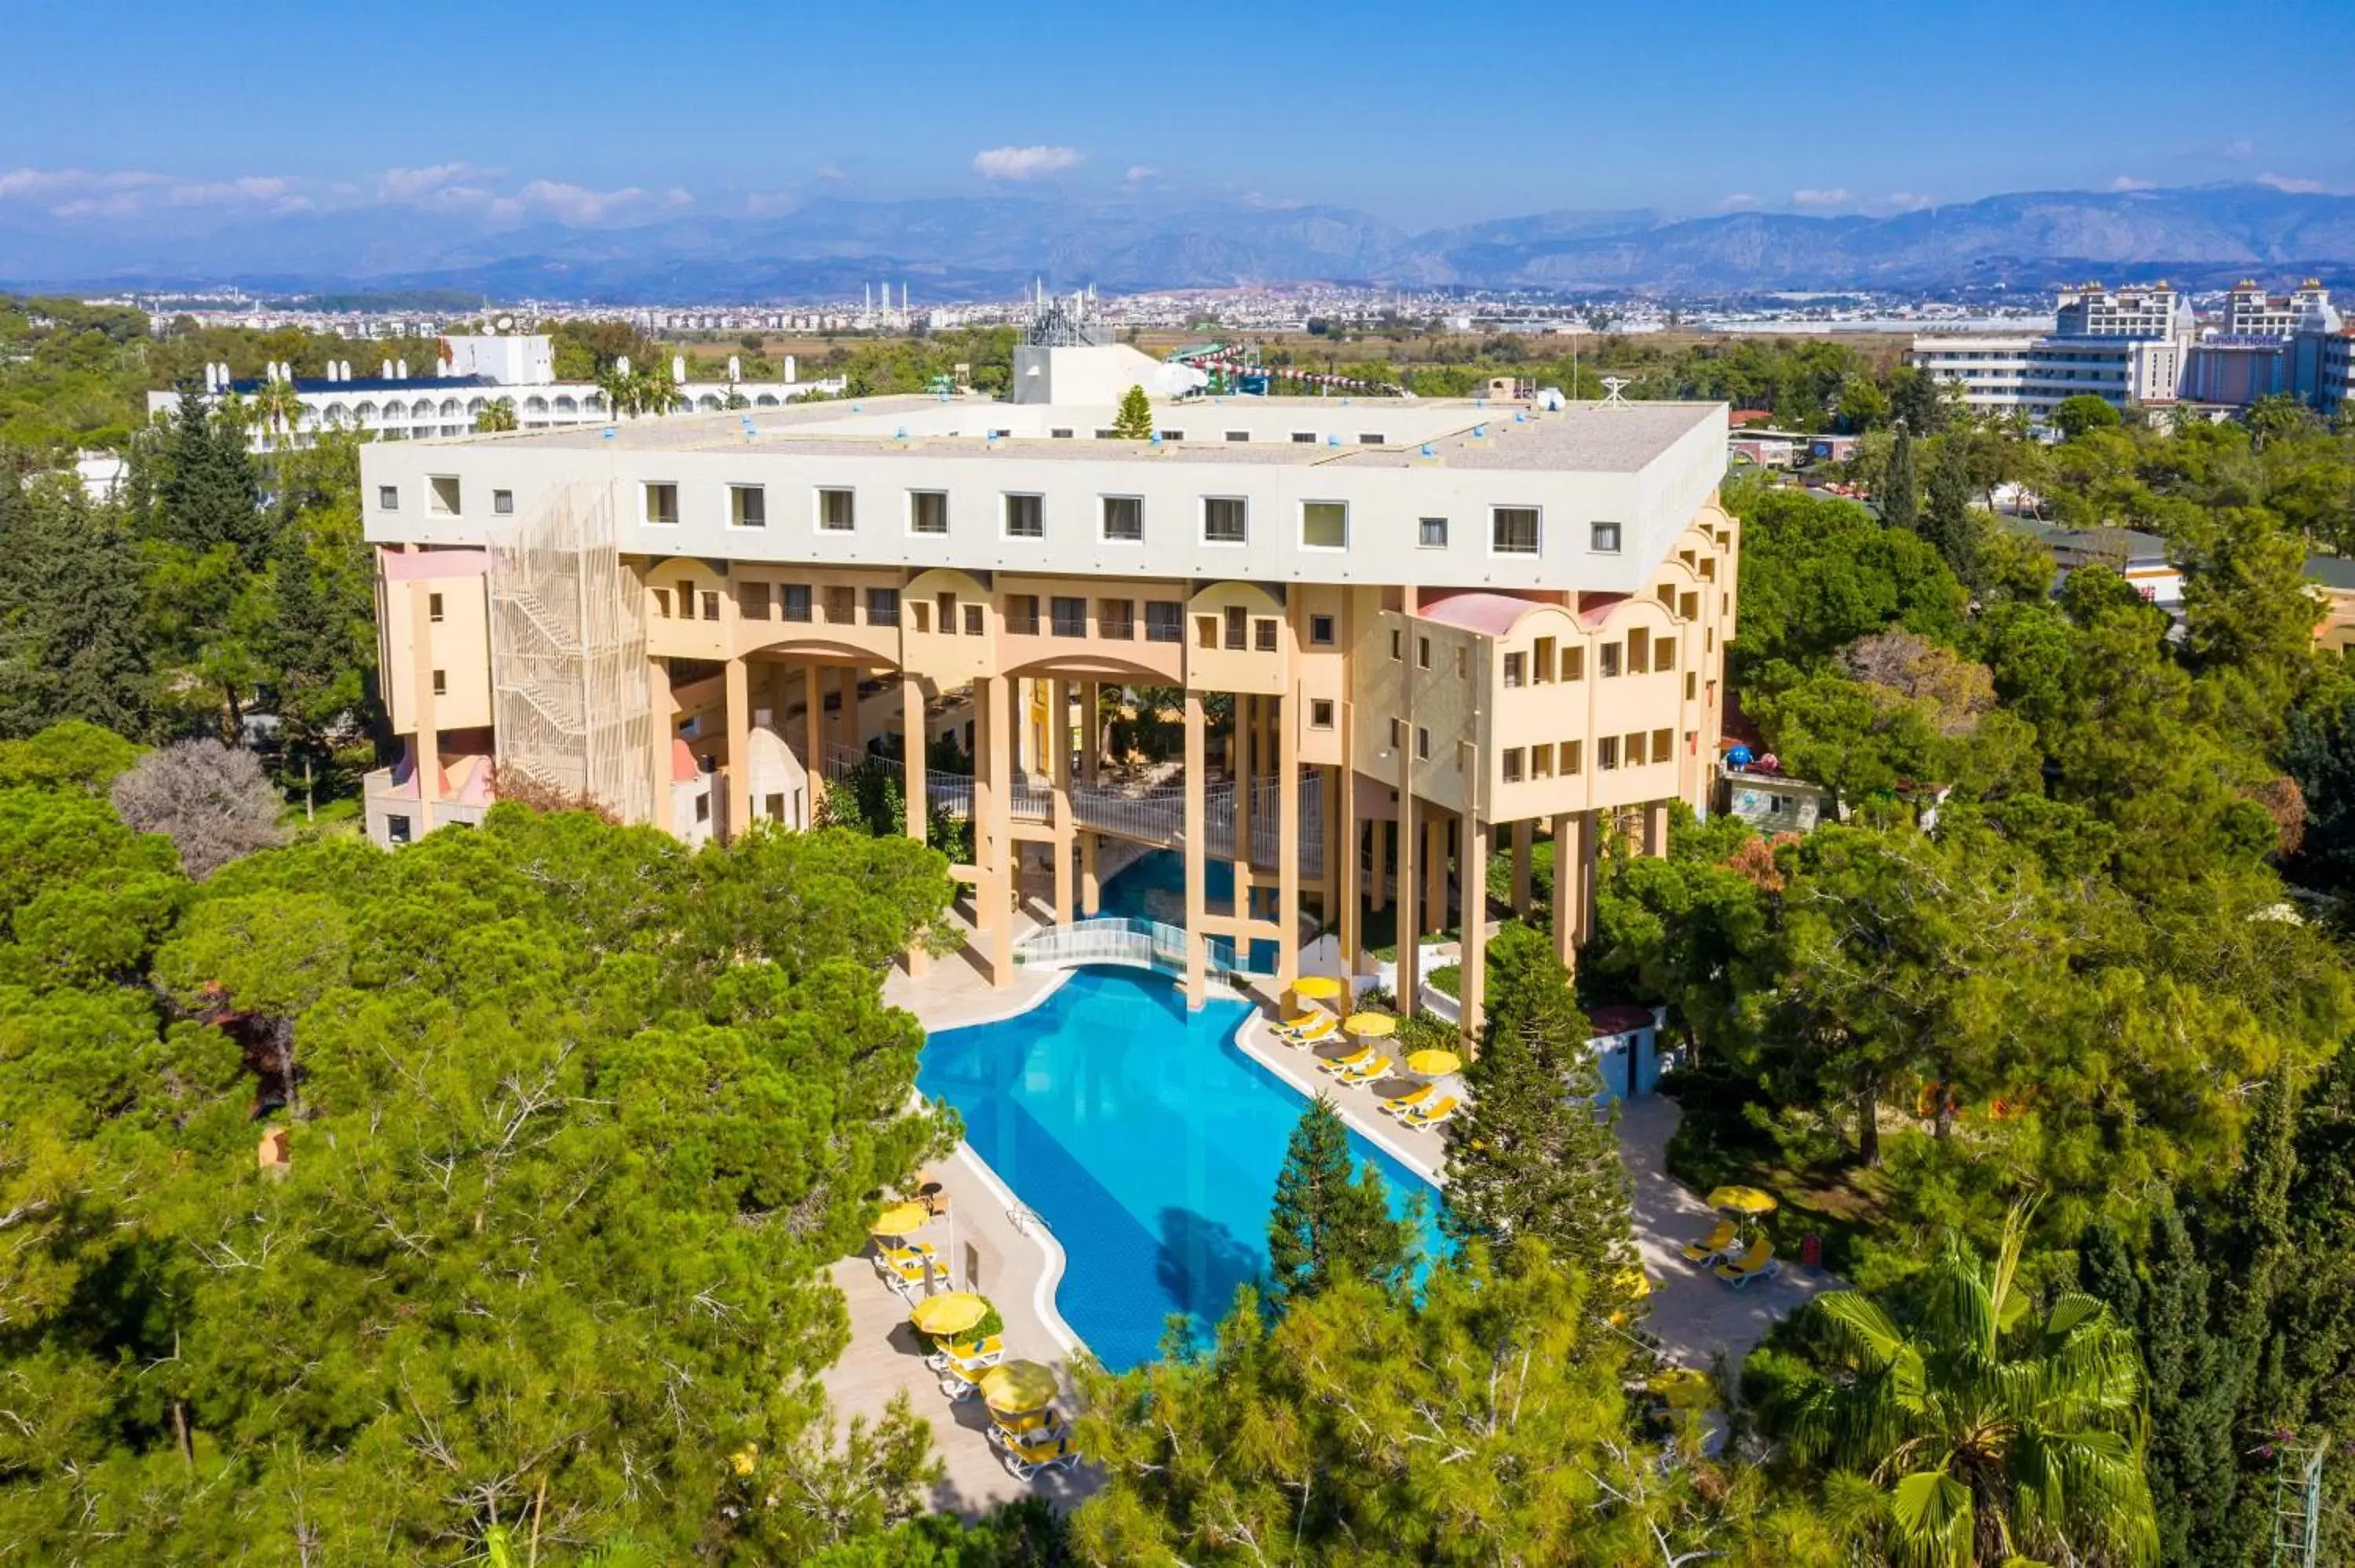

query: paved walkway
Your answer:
[1616,1093,1841,1371]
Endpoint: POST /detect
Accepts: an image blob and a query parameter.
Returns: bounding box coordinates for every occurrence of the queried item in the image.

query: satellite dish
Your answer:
[495,315,514,332]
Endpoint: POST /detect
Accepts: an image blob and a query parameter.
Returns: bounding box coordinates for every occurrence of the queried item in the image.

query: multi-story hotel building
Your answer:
[356,341,1736,1040]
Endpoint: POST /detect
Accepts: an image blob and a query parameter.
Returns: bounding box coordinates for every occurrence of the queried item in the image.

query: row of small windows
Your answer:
[378,480,514,516]
[634,482,1619,556]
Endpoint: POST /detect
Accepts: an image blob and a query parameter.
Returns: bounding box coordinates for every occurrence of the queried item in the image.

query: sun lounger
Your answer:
[998,1429,1079,1480]
[1401,1094,1459,1129]
[1680,1220,1740,1266]
[924,1333,1004,1373]
[1714,1239,1781,1290]
[988,1406,1063,1446]
[1277,1012,1323,1034]
[1280,1016,1338,1046]
[1338,1054,1391,1085]
[1316,1045,1375,1074]
[1379,1083,1436,1118]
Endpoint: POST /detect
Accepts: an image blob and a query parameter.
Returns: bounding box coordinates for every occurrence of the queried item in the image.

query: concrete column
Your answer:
[724,654,751,841]
[1461,815,1489,1050]
[1277,688,1301,992]
[803,662,826,809]
[1550,811,1576,972]
[1184,690,1209,1008]
[647,656,674,834]
[840,665,863,757]
[1511,819,1533,914]
[1575,808,1601,947]
[1644,799,1671,859]
[1083,680,1101,785]
[407,582,440,833]
[977,675,1013,986]
[1337,765,1360,978]
[1080,832,1100,916]
[1050,678,1075,924]
[901,673,929,979]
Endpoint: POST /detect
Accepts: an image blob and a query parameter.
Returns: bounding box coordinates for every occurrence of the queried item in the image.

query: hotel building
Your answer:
[356,341,1736,1040]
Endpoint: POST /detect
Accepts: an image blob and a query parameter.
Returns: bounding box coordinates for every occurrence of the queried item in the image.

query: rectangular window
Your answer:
[1003,493,1044,538]
[644,483,678,525]
[1416,726,1431,760]
[1101,598,1134,640]
[1051,596,1086,637]
[1652,727,1673,761]
[1655,636,1676,671]
[1311,698,1335,729]
[1628,629,1650,674]
[1101,495,1143,542]
[1390,629,1404,661]
[1418,636,1432,670]
[653,588,672,618]
[1562,645,1585,681]
[1492,506,1541,554]
[379,484,400,511]
[1625,731,1646,766]
[1145,601,1183,643]
[1685,671,1697,701]
[1418,516,1449,549]
[1389,717,1404,750]
[696,793,710,824]
[935,592,957,633]
[823,586,853,625]
[1225,606,1248,651]
[730,484,766,527]
[910,601,929,633]
[1050,427,1074,439]
[1562,739,1583,775]
[1502,747,1524,782]
[1225,430,1251,443]
[1533,742,1554,779]
[387,814,412,845]
[1007,595,1041,635]
[1600,642,1622,678]
[1455,646,1468,679]
[1503,652,1525,689]
[428,592,444,623]
[493,488,514,516]
[1700,556,1716,581]
[962,603,983,636]
[1309,613,1336,647]
[741,582,771,620]
[783,584,812,622]
[702,590,721,622]
[1254,618,1278,653]
[431,669,447,695]
[908,490,948,535]
[1597,735,1619,771]
[1534,636,1556,682]
[816,487,855,532]
[1291,431,1316,443]
[1301,501,1348,549]
[1203,497,1248,545]
[1196,614,1218,649]
[1357,432,1386,445]
[867,588,900,626]
[1590,521,1623,553]
[429,476,461,515]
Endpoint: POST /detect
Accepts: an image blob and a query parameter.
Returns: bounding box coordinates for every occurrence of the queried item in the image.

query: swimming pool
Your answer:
[1097,848,1280,974]
[918,966,1444,1370]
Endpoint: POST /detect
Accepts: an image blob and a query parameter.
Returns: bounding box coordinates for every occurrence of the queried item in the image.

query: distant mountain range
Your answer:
[6,184,2355,302]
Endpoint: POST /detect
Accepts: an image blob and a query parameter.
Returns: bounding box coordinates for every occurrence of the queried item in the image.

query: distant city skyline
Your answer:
[4,0,2351,235]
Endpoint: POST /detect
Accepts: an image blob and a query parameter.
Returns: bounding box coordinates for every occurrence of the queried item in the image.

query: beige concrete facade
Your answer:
[361,372,1737,1043]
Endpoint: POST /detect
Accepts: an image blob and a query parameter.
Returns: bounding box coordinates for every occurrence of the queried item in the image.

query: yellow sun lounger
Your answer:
[1379,1083,1436,1118]
[1337,1054,1391,1085]
[1280,1015,1338,1045]
[998,1430,1079,1480]
[1401,1094,1459,1129]
[1680,1220,1739,1266]
[1316,1045,1375,1074]
[1714,1239,1782,1290]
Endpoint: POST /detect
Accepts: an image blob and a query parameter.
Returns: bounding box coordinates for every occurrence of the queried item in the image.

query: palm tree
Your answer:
[1780,1205,2157,1568]
[594,363,637,418]
[473,396,517,433]
[250,377,304,450]
[633,367,682,418]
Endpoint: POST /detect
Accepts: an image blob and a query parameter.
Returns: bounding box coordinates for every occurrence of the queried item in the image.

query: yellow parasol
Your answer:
[978,1359,1059,1413]
[1292,975,1344,1000]
[1705,1186,1779,1217]
[871,1201,932,1238]
[1404,1048,1462,1077]
[908,1291,988,1338]
[1645,1367,1715,1410]
[1343,1012,1398,1037]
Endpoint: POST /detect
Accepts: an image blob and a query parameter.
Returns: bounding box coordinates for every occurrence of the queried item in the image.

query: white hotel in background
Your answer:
[148,333,844,454]
[1912,281,2354,425]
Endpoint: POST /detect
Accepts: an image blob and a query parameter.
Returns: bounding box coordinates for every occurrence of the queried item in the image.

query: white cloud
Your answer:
[2109,175,2156,191]
[2222,138,2256,161]
[1790,187,1850,209]
[2259,172,2328,195]
[1123,165,1160,188]
[1884,191,1934,212]
[483,179,685,224]
[813,162,851,184]
[375,162,488,202]
[972,144,1083,181]
[1717,192,1757,210]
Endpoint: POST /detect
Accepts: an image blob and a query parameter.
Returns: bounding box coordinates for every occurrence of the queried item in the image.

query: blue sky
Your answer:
[3,0,2351,230]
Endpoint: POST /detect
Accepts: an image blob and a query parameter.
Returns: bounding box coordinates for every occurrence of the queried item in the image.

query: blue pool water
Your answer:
[919,966,1444,1369]
[1098,848,1280,974]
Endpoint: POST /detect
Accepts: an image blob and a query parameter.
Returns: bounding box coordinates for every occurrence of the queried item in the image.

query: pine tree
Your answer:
[2215,1074,2298,1563]
[2140,1198,2241,1567]
[1881,428,1919,534]
[150,386,265,566]
[0,475,154,740]
[1266,1094,1411,1309]
[1922,434,1981,589]
[1441,924,1636,1294]
[1111,383,1154,440]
